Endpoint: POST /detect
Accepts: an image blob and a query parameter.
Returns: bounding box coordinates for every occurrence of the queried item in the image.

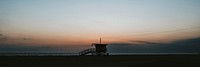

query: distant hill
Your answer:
[108,37,200,53]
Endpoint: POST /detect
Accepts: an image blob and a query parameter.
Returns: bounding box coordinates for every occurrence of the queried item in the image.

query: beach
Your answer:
[0,55,199,67]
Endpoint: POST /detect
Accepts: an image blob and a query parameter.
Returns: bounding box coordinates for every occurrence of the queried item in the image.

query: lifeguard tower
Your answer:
[79,38,108,56]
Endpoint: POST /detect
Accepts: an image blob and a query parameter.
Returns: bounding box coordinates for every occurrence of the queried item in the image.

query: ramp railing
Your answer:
[79,48,96,55]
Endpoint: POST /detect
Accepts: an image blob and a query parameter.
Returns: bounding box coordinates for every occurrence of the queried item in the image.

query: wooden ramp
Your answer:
[79,48,96,55]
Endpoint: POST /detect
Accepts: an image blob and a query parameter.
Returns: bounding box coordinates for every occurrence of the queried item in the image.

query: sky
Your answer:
[0,0,200,53]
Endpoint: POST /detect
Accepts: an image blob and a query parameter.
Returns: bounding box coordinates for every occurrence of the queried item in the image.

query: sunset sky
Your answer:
[0,0,200,53]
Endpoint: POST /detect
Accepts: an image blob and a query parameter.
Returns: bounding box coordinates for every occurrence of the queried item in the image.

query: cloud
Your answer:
[22,38,32,40]
[131,40,160,44]
[0,44,90,53]
[0,33,7,41]
[0,33,34,42]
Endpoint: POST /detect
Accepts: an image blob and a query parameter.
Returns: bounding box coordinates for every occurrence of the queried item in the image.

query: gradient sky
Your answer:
[0,0,200,46]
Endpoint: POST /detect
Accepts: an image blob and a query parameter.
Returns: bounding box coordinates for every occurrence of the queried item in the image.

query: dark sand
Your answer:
[0,55,200,67]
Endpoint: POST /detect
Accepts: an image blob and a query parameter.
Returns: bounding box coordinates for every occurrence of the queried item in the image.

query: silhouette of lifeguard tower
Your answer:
[79,38,108,56]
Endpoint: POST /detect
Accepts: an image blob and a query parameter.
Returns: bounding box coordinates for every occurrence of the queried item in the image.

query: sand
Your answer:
[0,55,200,67]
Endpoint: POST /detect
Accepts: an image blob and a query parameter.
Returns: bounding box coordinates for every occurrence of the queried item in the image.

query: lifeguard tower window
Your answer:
[95,44,107,53]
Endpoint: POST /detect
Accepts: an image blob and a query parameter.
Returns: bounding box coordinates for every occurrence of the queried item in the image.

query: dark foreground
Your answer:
[0,55,200,67]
